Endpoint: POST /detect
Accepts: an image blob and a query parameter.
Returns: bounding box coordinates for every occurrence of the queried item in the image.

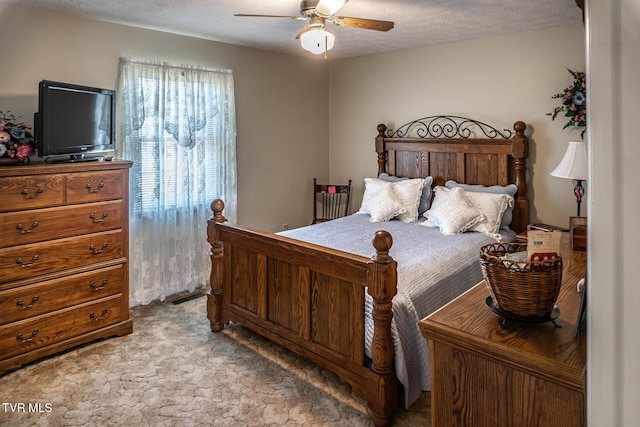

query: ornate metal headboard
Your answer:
[375,115,529,233]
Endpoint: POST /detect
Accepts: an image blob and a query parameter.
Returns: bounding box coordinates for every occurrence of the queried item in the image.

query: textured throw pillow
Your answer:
[429,186,450,210]
[445,181,518,230]
[358,178,407,222]
[392,178,426,222]
[463,191,513,239]
[422,186,450,227]
[423,187,485,235]
[379,173,434,216]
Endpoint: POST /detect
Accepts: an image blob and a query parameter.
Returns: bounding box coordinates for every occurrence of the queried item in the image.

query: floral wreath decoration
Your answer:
[547,68,586,136]
[0,110,36,161]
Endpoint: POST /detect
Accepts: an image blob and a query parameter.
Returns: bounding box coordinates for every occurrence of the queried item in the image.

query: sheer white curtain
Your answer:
[116,58,237,306]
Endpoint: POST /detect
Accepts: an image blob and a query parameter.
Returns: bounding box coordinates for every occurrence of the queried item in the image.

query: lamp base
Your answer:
[570,216,587,251]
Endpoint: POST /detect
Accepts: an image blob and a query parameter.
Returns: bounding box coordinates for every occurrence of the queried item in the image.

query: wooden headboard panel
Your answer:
[375,116,529,233]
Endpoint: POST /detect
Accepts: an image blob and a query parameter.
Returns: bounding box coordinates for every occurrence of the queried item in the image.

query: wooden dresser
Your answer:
[0,160,132,375]
[419,233,587,427]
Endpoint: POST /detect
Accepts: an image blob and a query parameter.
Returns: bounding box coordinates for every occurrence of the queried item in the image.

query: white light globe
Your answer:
[300,28,335,55]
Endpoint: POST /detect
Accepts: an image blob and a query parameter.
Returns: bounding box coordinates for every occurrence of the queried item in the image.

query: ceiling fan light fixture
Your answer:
[300,26,335,55]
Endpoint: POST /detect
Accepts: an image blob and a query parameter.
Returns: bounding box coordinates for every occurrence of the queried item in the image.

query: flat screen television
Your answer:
[35,80,116,162]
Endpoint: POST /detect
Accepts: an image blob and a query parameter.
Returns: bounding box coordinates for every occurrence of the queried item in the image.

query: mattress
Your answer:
[280,213,515,407]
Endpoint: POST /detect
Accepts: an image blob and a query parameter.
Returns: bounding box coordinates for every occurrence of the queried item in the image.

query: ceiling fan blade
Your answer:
[332,16,394,31]
[315,0,349,17]
[234,14,305,20]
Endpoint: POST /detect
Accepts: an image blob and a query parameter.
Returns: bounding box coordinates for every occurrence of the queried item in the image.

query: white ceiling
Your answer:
[5,0,583,60]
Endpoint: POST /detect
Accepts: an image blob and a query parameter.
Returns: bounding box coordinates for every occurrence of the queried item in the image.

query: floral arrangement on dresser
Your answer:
[0,110,36,161]
[547,68,587,133]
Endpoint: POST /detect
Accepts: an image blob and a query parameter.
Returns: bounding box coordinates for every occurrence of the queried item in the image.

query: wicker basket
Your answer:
[479,242,563,320]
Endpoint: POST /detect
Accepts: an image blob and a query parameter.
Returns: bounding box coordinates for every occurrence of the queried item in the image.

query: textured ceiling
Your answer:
[4,0,582,60]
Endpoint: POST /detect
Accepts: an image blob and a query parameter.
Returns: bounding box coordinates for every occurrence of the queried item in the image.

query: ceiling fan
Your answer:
[235,0,394,58]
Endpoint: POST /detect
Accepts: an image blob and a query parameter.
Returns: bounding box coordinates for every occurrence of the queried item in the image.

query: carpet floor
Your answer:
[1,290,431,426]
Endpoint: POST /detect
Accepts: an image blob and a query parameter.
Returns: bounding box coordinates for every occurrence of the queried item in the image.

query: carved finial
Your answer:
[372,230,393,263]
[514,121,526,137]
[211,199,226,223]
[377,124,387,137]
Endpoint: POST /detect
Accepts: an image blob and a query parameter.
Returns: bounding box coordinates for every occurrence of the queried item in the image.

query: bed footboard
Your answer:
[207,199,399,426]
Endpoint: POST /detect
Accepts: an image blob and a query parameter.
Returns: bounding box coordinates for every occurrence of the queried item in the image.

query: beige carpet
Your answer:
[1,290,431,426]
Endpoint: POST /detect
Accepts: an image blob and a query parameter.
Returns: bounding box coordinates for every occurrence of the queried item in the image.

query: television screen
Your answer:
[36,80,115,161]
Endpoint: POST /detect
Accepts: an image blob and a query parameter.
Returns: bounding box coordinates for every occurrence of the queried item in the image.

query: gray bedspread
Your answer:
[279,213,515,407]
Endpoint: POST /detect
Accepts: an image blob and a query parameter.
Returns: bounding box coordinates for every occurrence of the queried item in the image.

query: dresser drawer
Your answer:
[0,200,124,248]
[0,264,124,326]
[0,295,123,360]
[0,174,64,212]
[66,170,123,204]
[0,230,124,283]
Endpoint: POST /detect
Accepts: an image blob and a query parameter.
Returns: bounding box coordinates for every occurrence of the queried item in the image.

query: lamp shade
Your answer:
[300,27,335,55]
[550,140,588,180]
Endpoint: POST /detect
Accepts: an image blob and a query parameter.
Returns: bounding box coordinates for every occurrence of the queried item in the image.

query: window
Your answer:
[117,58,237,306]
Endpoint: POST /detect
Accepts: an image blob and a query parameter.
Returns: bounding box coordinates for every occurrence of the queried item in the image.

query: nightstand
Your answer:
[419,233,586,427]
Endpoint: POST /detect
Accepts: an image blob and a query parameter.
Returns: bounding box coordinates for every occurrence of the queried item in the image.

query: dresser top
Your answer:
[0,160,132,177]
[420,233,587,390]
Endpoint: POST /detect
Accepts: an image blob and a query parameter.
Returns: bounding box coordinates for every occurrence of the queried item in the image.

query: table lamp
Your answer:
[551,140,588,250]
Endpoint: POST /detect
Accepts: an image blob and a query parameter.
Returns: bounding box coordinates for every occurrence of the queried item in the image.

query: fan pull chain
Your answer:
[324,34,329,59]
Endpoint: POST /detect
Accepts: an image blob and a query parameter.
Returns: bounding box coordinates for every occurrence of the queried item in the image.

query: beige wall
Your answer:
[0,5,586,231]
[329,23,586,228]
[0,4,330,232]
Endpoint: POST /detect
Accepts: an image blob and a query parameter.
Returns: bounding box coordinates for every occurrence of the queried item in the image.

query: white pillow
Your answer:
[358,178,407,222]
[445,180,518,231]
[422,186,450,227]
[464,191,513,239]
[429,186,450,210]
[422,187,485,235]
[387,178,425,222]
[378,173,434,215]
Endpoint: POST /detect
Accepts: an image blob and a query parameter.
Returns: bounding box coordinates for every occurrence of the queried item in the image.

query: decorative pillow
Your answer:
[445,181,518,230]
[378,173,434,216]
[358,178,407,222]
[463,191,513,239]
[422,187,485,235]
[392,179,426,222]
[422,186,450,226]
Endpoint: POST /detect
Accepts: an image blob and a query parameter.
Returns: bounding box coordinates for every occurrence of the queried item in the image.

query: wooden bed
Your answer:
[207,116,529,426]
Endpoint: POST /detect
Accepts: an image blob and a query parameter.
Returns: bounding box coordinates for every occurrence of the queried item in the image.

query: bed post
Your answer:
[367,230,398,427]
[376,124,388,175]
[207,199,226,332]
[511,121,530,233]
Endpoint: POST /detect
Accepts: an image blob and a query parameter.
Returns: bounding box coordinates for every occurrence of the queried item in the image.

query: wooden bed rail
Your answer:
[207,199,399,426]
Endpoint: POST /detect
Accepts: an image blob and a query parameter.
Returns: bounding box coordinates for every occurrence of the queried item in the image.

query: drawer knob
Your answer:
[90,309,109,321]
[89,212,108,223]
[85,182,105,193]
[16,296,39,309]
[90,242,108,254]
[89,279,108,291]
[20,188,44,199]
[16,222,39,234]
[16,255,39,268]
[16,329,39,343]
